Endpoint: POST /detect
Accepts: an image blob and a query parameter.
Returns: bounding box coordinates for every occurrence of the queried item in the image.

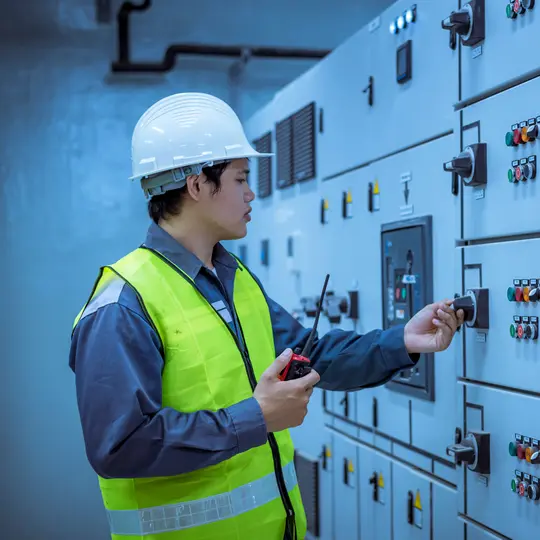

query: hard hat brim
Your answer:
[129,151,274,182]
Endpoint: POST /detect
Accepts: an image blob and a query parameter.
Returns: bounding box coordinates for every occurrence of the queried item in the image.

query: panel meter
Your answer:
[381,216,434,401]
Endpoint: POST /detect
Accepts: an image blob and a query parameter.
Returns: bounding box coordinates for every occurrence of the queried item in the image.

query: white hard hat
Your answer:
[130,92,273,198]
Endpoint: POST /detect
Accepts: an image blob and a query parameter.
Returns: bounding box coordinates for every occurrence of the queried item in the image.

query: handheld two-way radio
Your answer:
[279,274,330,381]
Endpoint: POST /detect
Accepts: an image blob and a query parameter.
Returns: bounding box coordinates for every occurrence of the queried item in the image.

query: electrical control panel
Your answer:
[242,0,540,538]
[381,216,433,399]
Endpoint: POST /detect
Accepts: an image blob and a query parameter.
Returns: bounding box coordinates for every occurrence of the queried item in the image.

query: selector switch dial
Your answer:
[527,124,539,140]
[524,162,536,179]
[525,324,538,340]
[529,288,539,302]
[527,484,540,501]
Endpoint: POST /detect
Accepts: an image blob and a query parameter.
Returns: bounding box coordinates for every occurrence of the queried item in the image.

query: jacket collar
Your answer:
[143,221,238,280]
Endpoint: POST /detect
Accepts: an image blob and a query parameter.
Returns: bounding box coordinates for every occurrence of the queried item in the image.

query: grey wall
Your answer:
[0,1,395,538]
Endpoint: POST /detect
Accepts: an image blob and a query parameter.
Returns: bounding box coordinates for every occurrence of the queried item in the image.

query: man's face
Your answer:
[199,158,255,240]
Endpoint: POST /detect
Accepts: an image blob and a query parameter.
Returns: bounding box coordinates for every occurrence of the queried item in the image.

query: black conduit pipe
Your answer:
[111,0,331,73]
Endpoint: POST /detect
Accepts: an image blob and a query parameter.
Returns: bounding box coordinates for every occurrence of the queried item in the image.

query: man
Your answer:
[70,92,464,540]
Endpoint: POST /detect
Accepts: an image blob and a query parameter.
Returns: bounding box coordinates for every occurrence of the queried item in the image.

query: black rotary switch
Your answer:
[443,143,487,187]
[453,294,475,323]
[453,288,489,329]
[441,1,485,48]
[442,8,472,37]
[529,288,539,302]
[444,151,473,177]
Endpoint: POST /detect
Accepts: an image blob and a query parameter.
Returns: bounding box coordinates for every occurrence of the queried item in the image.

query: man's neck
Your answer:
[159,218,217,269]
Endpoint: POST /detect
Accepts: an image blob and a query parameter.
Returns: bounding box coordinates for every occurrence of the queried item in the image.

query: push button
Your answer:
[509,441,518,456]
[517,444,527,459]
[514,129,523,145]
[506,131,517,146]
[519,481,529,497]
[508,287,516,301]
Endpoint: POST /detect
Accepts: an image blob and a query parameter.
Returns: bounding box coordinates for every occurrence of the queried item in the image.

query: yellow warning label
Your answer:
[346,191,352,203]
[325,448,332,458]
[347,460,354,473]
[373,179,380,194]
[323,199,329,210]
[378,473,385,489]
[414,490,422,510]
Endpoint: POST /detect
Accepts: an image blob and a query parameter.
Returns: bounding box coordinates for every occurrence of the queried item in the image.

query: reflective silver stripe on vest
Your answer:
[107,461,298,536]
[80,276,126,321]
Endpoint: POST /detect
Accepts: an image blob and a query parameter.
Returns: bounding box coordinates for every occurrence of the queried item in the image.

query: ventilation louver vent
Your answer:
[294,450,319,537]
[276,116,294,189]
[292,102,316,182]
[276,102,316,189]
[253,132,272,198]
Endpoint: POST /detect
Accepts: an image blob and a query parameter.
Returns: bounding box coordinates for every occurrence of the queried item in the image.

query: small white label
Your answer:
[396,309,405,320]
[474,189,485,200]
[368,16,381,32]
[476,332,487,343]
[379,487,385,505]
[400,172,412,183]
[373,193,380,212]
[472,45,483,59]
[402,275,417,284]
[477,475,489,487]
[400,204,414,216]
[414,507,423,529]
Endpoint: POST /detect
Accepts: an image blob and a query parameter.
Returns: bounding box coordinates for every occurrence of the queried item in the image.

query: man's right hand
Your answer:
[253,348,321,433]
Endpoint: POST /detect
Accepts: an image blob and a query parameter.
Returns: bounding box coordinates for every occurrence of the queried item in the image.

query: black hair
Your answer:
[147,162,230,224]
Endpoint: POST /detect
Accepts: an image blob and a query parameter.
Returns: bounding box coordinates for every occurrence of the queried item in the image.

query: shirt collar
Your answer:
[143,221,238,280]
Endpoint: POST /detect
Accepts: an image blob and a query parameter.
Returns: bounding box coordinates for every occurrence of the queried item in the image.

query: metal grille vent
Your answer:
[276,116,294,189]
[294,450,319,537]
[292,102,316,182]
[276,102,316,190]
[253,132,272,198]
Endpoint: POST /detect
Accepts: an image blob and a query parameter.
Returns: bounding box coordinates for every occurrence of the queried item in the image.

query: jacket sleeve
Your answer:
[69,292,268,479]
[265,295,419,392]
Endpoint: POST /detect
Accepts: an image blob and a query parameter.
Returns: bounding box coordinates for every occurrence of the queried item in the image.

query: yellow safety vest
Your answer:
[73,246,307,540]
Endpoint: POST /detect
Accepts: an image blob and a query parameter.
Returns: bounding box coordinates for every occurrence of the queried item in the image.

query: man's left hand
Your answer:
[404,299,465,354]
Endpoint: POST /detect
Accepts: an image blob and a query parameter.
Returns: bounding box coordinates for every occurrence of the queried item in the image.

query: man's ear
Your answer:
[185,174,202,201]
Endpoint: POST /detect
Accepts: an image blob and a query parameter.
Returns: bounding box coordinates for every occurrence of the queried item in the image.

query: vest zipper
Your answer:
[140,247,296,538]
[235,320,297,540]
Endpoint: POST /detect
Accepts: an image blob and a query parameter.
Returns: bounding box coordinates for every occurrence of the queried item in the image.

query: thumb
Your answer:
[266,348,293,378]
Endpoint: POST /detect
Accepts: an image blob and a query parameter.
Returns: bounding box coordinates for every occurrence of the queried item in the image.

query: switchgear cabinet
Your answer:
[243,0,540,538]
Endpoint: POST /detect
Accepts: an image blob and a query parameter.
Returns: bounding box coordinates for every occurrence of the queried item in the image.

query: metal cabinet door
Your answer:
[359,446,392,540]
[332,436,360,540]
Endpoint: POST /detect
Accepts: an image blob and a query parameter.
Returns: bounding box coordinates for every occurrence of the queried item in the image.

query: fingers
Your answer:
[436,306,458,333]
[265,348,293,377]
[302,369,321,389]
